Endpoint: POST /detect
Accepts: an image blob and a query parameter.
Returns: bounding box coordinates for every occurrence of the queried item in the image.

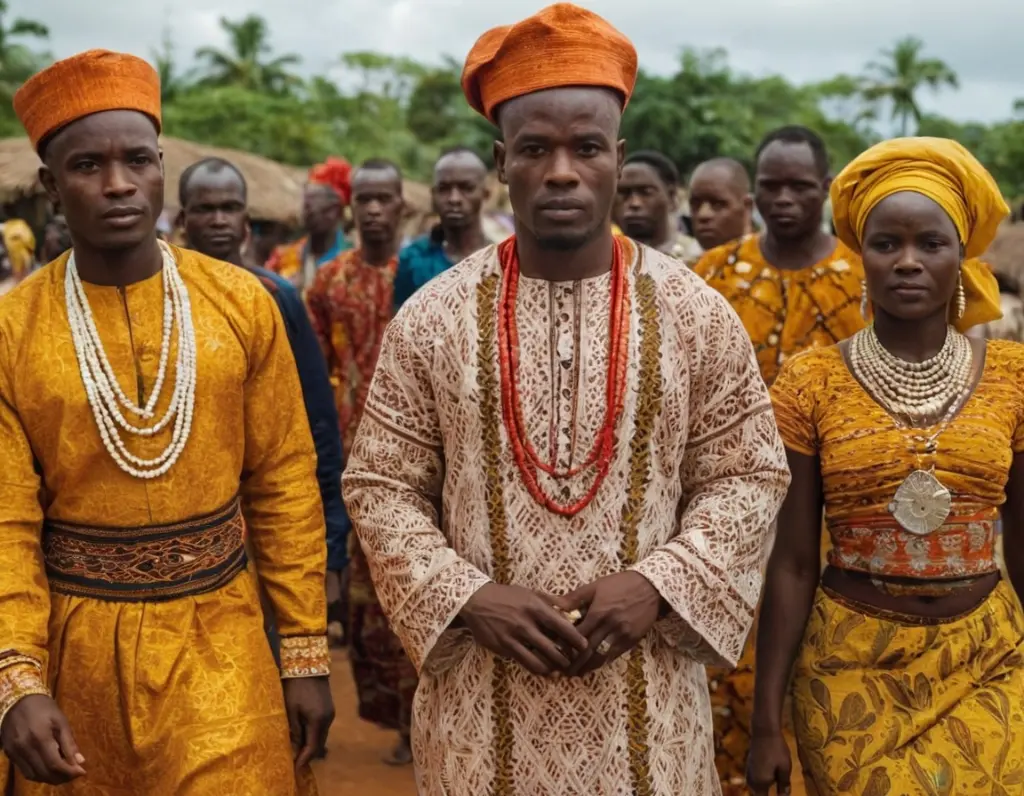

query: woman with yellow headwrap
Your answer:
[748,138,1024,796]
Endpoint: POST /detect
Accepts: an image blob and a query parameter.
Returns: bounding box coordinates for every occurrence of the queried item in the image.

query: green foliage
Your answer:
[5,11,1024,196]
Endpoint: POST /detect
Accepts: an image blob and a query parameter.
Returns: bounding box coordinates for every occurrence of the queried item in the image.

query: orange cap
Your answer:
[14,49,161,152]
[461,3,638,123]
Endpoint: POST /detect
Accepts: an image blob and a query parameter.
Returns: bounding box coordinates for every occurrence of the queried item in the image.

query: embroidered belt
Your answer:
[43,497,247,602]
[827,506,998,582]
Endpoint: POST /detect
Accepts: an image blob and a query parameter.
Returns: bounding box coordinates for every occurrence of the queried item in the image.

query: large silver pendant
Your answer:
[887,470,951,535]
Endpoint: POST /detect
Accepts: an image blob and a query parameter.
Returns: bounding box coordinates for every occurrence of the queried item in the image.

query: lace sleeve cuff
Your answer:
[279,635,331,679]
[0,661,49,729]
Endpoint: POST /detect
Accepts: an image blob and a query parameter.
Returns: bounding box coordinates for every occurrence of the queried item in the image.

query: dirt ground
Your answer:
[314,648,808,796]
[313,649,416,796]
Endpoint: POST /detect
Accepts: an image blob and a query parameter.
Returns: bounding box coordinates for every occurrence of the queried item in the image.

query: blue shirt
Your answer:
[242,263,349,571]
[393,231,453,311]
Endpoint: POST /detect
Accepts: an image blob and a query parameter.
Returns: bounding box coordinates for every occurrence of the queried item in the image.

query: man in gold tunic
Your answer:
[342,5,790,794]
[0,51,333,794]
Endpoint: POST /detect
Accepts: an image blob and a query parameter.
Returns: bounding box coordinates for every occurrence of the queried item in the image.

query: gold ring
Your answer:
[597,640,612,656]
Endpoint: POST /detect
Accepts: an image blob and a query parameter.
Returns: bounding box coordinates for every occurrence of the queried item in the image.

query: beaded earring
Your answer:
[955,271,966,321]
[860,279,869,320]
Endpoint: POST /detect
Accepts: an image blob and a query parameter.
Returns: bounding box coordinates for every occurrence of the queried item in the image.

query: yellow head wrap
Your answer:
[2,219,36,278]
[830,137,1007,331]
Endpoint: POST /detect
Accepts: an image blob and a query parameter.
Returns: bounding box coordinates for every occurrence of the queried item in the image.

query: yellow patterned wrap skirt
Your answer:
[792,580,1024,795]
[0,568,318,796]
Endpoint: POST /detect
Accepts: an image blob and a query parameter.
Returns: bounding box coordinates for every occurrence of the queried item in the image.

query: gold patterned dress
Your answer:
[0,248,327,795]
[342,240,791,794]
[770,342,1024,795]
[693,232,866,791]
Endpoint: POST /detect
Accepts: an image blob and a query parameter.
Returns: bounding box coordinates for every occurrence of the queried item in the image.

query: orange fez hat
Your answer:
[461,3,638,123]
[13,49,161,152]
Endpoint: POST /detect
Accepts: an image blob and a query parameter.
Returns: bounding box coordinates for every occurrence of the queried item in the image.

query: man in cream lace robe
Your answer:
[342,4,790,794]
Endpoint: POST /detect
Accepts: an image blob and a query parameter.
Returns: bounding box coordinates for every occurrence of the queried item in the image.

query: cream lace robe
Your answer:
[343,241,790,795]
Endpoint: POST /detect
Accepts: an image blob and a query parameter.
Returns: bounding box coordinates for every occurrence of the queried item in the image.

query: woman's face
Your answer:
[861,191,961,323]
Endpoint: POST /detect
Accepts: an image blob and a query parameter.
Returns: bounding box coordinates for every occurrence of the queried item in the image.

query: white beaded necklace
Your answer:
[65,242,196,479]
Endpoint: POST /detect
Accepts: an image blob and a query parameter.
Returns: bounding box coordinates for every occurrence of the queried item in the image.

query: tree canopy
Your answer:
[4,15,1024,201]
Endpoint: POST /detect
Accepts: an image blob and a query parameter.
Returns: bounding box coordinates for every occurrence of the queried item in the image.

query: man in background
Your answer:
[305,158,415,766]
[178,157,349,644]
[266,157,354,294]
[687,157,753,252]
[614,149,702,264]
[392,146,493,309]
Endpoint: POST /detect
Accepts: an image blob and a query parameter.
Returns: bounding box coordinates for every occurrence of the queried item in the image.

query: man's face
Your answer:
[688,164,752,250]
[302,185,341,237]
[41,110,163,252]
[432,154,487,230]
[351,167,404,246]
[180,167,247,262]
[754,141,829,241]
[495,87,624,251]
[614,162,674,242]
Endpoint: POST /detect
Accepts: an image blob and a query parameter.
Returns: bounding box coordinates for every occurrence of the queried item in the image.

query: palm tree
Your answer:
[151,25,194,104]
[861,37,959,136]
[0,1,50,101]
[194,14,301,95]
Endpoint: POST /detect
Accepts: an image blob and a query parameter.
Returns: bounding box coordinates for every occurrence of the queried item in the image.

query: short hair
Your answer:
[356,157,403,182]
[178,157,247,207]
[754,126,829,177]
[623,150,679,188]
[436,145,489,169]
[690,157,750,193]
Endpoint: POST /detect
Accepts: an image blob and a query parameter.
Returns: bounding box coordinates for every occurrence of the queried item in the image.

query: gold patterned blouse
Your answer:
[770,341,1024,580]
[693,233,865,384]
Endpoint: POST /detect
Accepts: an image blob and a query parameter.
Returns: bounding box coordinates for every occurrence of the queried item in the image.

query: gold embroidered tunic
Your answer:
[0,247,326,795]
[342,241,790,795]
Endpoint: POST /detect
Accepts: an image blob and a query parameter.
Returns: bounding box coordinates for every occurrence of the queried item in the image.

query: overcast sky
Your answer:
[13,0,1024,124]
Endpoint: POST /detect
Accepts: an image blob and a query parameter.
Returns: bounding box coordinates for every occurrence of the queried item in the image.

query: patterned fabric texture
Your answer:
[693,233,865,385]
[343,240,790,794]
[793,582,1024,795]
[0,248,326,794]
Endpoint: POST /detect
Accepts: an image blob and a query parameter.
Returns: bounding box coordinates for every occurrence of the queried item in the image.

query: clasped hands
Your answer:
[459,571,664,677]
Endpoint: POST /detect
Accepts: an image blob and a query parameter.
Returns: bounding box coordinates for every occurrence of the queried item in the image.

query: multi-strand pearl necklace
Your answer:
[65,242,196,479]
[849,324,972,424]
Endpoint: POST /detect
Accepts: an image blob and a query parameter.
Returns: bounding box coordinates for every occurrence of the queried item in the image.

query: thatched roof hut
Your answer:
[0,136,316,225]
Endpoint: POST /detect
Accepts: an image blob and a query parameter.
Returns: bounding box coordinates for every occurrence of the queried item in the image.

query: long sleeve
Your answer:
[630,290,790,668]
[0,345,51,717]
[342,308,491,674]
[239,287,330,677]
[271,280,349,572]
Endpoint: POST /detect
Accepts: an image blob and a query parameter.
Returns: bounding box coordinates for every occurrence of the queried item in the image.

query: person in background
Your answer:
[0,49,332,794]
[693,124,865,795]
[614,149,703,264]
[688,157,753,252]
[305,158,415,765]
[392,147,494,310]
[0,220,37,283]
[177,156,350,655]
[0,235,14,298]
[38,214,71,264]
[342,4,789,792]
[266,156,354,294]
[749,137,1024,796]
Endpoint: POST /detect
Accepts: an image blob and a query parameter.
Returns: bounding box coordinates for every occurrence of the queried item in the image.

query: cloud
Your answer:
[13,0,1023,122]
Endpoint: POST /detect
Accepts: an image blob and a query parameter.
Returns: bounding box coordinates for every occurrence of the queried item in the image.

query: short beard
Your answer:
[534,224,602,252]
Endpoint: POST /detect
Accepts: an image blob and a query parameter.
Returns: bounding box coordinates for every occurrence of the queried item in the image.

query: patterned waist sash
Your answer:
[43,497,247,602]
[827,505,998,586]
